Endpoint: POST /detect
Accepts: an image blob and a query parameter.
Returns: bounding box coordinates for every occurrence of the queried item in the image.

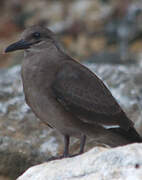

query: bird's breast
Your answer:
[20,53,84,137]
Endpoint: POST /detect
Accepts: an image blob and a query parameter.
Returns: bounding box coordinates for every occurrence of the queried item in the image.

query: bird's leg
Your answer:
[63,135,70,157]
[47,135,70,161]
[48,135,86,161]
[63,135,86,157]
[79,135,86,154]
[68,135,86,157]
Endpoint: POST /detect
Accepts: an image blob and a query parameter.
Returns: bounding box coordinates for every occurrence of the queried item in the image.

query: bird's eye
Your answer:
[32,32,41,38]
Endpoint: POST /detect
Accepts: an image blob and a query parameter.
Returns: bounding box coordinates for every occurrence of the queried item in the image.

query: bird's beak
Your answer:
[5,39,32,53]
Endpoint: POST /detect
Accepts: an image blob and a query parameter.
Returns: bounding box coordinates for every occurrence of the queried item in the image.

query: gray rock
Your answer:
[17,143,142,180]
[1,62,142,179]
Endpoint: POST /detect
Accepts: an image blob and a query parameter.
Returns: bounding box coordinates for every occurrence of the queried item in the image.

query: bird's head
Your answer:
[5,25,56,53]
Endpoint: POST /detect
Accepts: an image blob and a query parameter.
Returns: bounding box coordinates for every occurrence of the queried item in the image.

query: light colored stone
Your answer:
[17,143,142,180]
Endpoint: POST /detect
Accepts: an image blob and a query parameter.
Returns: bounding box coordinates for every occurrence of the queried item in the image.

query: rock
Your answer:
[1,62,142,179]
[17,143,142,180]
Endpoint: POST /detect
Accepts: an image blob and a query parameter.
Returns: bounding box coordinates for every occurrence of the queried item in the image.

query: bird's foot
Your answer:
[47,153,82,161]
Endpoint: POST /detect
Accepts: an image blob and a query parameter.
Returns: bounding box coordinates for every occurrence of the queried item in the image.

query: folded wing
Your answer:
[52,61,133,130]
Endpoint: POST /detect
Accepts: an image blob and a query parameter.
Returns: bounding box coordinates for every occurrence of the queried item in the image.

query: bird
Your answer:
[5,25,142,158]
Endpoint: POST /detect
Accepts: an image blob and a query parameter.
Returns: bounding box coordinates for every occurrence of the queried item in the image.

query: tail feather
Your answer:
[110,127,142,143]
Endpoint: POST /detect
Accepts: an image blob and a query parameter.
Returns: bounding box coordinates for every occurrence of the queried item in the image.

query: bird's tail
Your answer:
[110,127,142,143]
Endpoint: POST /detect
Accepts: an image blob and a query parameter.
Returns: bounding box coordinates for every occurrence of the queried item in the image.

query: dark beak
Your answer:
[5,39,33,53]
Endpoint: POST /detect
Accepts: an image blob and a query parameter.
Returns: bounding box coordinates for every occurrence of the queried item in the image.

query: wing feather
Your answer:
[52,61,133,129]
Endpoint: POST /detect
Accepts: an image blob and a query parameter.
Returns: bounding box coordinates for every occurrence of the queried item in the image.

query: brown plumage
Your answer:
[5,25,142,158]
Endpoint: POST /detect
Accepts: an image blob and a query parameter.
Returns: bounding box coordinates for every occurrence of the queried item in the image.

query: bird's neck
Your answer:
[25,42,66,58]
[23,44,71,72]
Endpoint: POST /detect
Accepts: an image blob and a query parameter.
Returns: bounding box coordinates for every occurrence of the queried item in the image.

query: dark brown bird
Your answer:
[5,25,142,158]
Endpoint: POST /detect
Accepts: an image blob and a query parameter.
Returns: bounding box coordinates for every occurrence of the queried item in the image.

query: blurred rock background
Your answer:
[1,0,142,179]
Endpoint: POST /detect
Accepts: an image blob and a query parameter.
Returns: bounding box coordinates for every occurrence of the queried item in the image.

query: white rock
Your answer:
[17,143,142,180]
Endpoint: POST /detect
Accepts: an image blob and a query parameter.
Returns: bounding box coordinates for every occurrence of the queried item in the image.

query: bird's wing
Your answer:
[52,61,133,130]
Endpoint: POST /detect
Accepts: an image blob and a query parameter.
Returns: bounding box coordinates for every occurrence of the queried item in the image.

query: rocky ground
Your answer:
[17,143,142,180]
